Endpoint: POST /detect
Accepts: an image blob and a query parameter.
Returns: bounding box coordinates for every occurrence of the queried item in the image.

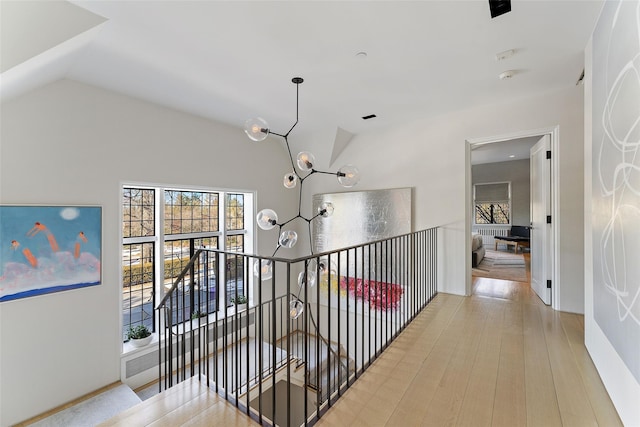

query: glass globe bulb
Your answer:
[297,259,318,288]
[318,256,338,276]
[318,257,339,288]
[253,259,273,280]
[318,202,334,218]
[278,230,298,248]
[337,164,360,187]
[244,117,270,142]
[256,209,278,230]
[296,151,316,171]
[283,172,298,189]
[289,299,304,319]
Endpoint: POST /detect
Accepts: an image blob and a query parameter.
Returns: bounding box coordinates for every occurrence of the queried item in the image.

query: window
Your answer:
[122,185,252,342]
[474,182,511,225]
[122,188,156,340]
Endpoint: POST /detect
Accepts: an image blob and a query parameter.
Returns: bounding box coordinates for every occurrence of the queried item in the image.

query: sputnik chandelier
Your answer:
[244,77,360,318]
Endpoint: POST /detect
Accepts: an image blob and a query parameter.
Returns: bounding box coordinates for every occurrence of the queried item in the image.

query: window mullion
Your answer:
[220,192,227,310]
[156,188,164,331]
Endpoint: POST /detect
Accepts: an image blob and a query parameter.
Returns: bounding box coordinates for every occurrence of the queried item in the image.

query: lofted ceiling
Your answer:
[1,1,603,162]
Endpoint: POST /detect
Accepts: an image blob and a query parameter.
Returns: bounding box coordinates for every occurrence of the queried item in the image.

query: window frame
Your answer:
[121,183,254,344]
[473,181,512,225]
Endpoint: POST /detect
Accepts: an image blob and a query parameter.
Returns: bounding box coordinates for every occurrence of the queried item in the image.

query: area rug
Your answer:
[472,249,528,282]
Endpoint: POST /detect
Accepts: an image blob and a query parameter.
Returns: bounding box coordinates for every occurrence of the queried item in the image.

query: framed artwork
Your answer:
[592,0,640,383]
[312,188,412,313]
[0,205,102,302]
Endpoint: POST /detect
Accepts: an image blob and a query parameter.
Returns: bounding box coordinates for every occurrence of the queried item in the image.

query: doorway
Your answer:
[465,127,559,308]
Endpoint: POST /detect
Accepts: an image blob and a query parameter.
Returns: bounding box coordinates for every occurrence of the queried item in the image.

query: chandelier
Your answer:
[244,77,360,318]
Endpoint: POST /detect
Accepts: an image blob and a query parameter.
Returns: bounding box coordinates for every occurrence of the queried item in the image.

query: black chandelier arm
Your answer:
[284,77,302,138]
[279,214,303,228]
[284,118,299,139]
[276,212,320,229]
[284,137,298,176]
[308,211,324,222]
[312,169,343,177]
[298,170,316,185]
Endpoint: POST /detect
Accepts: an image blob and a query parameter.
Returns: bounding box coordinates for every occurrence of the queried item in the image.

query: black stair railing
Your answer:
[156,227,438,426]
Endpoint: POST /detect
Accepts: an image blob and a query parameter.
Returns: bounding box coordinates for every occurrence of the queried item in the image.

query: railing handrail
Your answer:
[155,248,204,310]
[156,226,439,426]
[176,225,440,265]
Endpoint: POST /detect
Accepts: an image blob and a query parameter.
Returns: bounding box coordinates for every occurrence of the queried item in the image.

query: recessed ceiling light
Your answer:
[509,154,516,158]
[355,51,367,58]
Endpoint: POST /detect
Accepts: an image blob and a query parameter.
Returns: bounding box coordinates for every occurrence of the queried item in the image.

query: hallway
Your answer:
[97,278,621,426]
[317,278,621,426]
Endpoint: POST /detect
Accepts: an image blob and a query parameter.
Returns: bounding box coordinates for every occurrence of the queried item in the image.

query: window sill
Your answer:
[121,306,252,355]
[171,306,251,335]
[122,333,159,356]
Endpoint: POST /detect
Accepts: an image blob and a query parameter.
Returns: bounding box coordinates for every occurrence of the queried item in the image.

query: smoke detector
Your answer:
[495,49,515,61]
[499,70,516,80]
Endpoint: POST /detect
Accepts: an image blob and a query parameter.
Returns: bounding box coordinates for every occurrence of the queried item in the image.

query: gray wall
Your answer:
[472,159,531,227]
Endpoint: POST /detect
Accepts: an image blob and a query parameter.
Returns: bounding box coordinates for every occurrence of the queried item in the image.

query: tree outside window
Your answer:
[474,182,511,225]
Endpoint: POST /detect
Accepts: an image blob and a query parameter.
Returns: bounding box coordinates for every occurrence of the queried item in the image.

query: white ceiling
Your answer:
[1,0,603,161]
[471,135,542,165]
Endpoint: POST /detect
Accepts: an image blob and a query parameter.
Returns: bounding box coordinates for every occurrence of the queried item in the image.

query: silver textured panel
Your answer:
[312,188,411,252]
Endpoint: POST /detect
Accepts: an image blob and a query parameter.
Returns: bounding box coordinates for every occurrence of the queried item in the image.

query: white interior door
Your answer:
[530,135,552,305]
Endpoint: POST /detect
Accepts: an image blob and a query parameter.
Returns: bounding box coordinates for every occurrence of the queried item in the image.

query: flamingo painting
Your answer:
[0,206,102,302]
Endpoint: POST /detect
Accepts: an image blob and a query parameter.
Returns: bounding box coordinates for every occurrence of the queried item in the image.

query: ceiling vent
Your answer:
[362,114,377,120]
[489,0,511,18]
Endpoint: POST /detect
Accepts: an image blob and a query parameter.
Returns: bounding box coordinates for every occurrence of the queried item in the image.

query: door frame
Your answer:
[465,125,560,310]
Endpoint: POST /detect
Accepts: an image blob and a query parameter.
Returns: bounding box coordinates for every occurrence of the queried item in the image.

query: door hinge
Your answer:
[546,150,551,159]
[546,215,552,224]
[547,280,552,289]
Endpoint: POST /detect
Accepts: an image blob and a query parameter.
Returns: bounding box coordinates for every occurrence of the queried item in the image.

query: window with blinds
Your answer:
[474,182,511,224]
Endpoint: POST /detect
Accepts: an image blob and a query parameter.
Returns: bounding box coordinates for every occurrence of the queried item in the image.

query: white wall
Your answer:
[308,86,585,311]
[0,79,297,426]
[0,73,590,426]
[584,28,640,427]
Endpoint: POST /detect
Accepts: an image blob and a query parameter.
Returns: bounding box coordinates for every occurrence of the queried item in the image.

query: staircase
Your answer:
[243,328,355,427]
[155,226,439,426]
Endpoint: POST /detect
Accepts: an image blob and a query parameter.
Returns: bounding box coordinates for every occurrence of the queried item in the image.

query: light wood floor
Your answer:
[318,278,621,427]
[100,276,622,426]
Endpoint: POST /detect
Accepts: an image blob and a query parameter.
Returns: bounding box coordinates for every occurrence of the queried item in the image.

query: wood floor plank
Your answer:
[523,303,563,427]
[145,391,226,427]
[455,300,505,426]
[179,399,256,427]
[99,378,207,426]
[559,312,623,427]
[385,295,467,426]
[491,299,527,427]
[540,308,599,426]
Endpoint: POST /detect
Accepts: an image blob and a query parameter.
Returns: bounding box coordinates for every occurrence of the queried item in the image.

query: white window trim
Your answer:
[121,182,255,354]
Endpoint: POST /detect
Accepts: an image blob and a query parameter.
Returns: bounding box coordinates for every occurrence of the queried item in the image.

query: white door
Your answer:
[530,135,552,305]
